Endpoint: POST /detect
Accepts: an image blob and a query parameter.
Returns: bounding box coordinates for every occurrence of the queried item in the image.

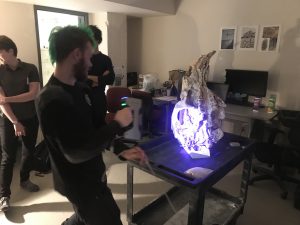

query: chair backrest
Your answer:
[106,87,131,113]
[278,110,300,147]
[131,90,153,107]
[288,128,300,146]
[278,110,300,128]
[131,90,153,130]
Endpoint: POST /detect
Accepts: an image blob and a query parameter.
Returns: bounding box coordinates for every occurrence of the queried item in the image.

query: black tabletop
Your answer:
[130,133,255,189]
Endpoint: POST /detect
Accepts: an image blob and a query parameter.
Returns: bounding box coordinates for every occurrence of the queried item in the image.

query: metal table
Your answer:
[127,133,255,225]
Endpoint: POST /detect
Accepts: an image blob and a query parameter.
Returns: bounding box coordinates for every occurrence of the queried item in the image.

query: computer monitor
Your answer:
[127,72,138,87]
[225,69,268,97]
[207,82,229,101]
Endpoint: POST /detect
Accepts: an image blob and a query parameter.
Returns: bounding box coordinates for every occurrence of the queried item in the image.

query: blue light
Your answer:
[171,100,211,158]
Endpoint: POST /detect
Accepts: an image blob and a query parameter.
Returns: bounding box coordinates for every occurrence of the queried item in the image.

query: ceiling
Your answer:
[2,0,180,16]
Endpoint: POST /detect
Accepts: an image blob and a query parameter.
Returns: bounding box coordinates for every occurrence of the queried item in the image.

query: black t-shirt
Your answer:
[35,76,125,199]
[88,52,115,92]
[0,60,40,119]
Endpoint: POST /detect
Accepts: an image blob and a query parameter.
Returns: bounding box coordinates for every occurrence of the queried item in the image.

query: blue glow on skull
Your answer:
[171,100,211,158]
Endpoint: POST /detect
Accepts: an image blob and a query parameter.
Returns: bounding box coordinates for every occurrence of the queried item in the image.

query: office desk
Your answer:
[127,133,254,225]
[153,96,178,133]
[224,104,277,137]
[151,96,276,136]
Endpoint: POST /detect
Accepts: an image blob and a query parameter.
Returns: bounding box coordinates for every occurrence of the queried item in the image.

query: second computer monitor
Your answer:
[225,69,268,97]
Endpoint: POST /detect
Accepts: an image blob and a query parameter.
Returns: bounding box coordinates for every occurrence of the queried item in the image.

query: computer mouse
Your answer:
[184,167,213,179]
[229,142,240,147]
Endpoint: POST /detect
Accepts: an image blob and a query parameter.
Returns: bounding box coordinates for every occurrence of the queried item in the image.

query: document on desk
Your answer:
[154,96,178,102]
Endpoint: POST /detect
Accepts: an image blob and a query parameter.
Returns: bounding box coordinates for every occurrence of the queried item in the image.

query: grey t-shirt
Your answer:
[0,60,40,120]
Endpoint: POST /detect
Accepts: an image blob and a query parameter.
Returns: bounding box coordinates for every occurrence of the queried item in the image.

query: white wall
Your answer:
[107,12,127,87]
[127,16,142,73]
[0,1,39,67]
[107,0,178,14]
[128,0,300,109]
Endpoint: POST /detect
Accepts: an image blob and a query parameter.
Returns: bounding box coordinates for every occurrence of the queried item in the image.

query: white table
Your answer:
[224,104,277,137]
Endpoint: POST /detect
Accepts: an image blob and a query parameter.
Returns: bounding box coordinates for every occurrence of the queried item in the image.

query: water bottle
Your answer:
[267,94,276,113]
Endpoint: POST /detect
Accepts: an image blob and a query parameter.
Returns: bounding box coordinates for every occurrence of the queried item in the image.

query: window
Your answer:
[34,5,88,85]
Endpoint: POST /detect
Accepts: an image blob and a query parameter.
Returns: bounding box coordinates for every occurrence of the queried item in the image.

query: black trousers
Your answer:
[0,116,39,197]
[62,185,123,225]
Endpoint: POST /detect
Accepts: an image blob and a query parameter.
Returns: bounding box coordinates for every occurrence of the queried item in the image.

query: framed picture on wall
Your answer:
[258,25,281,52]
[220,27,237,50]
[237,25,259,50]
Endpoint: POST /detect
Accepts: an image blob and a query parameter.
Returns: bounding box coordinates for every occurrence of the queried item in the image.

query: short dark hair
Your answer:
[88,25,102,44]
[48,26,95,64]
[0,35,18,56]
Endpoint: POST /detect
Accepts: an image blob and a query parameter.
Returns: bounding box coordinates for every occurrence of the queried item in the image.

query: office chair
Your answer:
[131,90,164,136]
[250,110,300,200]
[106,87,132,124]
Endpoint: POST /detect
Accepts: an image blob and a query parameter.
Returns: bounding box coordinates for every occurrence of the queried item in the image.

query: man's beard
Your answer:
[73,58,88,82]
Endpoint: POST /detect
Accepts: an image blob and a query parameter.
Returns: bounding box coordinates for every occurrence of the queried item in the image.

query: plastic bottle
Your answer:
[267,94,276,113]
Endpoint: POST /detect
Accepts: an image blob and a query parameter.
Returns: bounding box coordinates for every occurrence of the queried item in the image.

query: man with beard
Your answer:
[35,26,147,225]
[0,35,40,212]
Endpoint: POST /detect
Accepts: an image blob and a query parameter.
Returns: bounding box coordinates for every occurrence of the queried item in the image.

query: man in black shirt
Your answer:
[0,35,40,212]
[36,26,146,225]
[88,25,115,126]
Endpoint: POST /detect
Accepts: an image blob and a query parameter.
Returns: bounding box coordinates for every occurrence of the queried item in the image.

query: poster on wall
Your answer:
[258,25,281,52]
[237,25,258,50]
[220,27,236,50]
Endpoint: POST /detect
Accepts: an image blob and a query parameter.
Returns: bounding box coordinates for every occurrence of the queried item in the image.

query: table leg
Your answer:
[239,153,253,213]
[127,164,134,225]
[165,103,170,133]
[187,189,205,225]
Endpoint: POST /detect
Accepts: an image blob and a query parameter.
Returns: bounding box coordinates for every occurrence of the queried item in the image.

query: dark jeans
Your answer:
[0,116,39,197]
[62,185,123,225]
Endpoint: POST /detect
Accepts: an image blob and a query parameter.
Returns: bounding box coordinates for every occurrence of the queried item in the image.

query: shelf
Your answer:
[131,187,243,225]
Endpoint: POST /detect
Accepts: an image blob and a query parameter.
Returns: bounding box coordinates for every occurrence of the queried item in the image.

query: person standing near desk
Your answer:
[88,25,115,127]
[0,35,40,212]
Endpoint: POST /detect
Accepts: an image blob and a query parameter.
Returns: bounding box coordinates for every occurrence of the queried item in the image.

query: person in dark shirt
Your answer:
[88,25,115,126]
[0,35,41,212]
[35,26,146,225]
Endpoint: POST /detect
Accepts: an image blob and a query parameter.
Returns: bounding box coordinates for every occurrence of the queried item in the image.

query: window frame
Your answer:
[34,5,89,86]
